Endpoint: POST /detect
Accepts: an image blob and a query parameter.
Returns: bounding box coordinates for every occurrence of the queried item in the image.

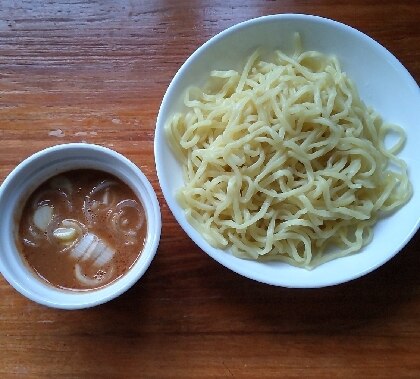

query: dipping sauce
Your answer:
[16,169,147,291]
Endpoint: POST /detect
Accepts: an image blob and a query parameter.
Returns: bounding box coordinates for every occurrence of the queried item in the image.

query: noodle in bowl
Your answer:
[155,14,420,287]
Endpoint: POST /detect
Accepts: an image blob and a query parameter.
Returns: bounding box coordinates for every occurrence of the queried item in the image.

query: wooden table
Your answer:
[1,1,419,377]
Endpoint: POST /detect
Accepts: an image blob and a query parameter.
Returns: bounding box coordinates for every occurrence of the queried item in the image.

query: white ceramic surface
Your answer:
[0,143,161,308]
[155,14,420,288]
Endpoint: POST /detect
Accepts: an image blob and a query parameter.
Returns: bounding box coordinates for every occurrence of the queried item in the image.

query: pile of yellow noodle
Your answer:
[165,39,412,268]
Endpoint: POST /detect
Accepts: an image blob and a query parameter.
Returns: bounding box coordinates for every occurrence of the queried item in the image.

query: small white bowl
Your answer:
[155,14,420,288]
[0,143,161,309]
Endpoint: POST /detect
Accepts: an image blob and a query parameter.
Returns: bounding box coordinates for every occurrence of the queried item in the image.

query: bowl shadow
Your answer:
[200,230,420,336]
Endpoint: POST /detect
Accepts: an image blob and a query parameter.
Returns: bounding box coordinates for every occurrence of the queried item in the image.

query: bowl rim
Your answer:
[154,13,420,288]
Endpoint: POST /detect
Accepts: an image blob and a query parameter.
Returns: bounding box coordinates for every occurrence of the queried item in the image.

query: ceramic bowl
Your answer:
[0,143,161,308]
[155,14,420,288]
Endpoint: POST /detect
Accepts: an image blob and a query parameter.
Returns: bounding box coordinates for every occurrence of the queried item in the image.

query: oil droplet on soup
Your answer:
[16,169,147,291]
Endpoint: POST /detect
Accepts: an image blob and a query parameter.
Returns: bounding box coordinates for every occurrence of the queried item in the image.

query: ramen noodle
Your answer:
[165,36,412,268]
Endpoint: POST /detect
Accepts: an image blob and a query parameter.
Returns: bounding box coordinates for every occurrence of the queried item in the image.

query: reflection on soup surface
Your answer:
[17,169,147,291]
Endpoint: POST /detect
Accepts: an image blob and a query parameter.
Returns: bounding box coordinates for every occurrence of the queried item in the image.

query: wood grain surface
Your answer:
[1,1,419,378]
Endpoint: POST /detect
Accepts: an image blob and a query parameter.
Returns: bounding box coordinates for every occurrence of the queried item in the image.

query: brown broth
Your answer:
[16,169,147,291]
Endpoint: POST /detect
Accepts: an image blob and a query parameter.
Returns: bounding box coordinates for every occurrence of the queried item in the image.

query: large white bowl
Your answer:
[155,14,420,288]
